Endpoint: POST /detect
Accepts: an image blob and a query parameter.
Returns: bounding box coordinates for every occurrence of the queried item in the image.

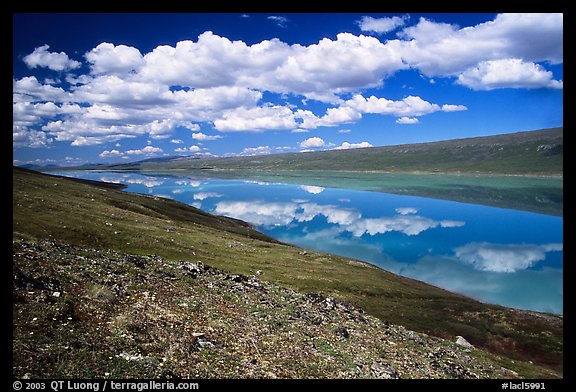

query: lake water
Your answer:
[53,170,563,315]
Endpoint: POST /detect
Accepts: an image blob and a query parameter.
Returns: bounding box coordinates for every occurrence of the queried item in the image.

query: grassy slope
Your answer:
[13,168,563,376]
[14,240,538,379]
[104,127,563,175]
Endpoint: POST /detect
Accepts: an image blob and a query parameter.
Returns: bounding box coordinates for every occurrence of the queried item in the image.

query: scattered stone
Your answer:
[335,327,350,339]
[118,352,147,361]
[124,255,147,269]
[193,333,222,350]
[408,332,427,345]
[226,274,248,283]
[370,362,399,379]
[161,272,179,281]
[501,367,519,378]
[179,261,206,275]
[428,349,446,361]
[324,296,337,311]
[306,293,325,303]
[455,336,474,349]
[245,275,264,290]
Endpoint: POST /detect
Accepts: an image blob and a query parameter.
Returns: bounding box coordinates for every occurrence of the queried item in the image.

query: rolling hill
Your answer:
[97,127,562,175]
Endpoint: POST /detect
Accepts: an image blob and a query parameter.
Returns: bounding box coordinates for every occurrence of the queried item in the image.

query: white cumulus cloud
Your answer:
[457,58,563,90]
[126,145,163,155]
[299,137,326,149]
[346,94,439,117]
[441,104,468,112]
[99,149,124,159]
[85,42,144,75]
[394,13,563,88]
[357,15,409,34]
[240,146,272,156]
[191,132,223,141]
[214,105,297,132]
[23,45,81,71]
[396,117,419,124]
[175,145,202,153]
[334,141,373,150]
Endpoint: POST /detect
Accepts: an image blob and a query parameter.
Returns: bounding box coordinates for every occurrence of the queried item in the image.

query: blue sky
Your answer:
[13,13,563,166]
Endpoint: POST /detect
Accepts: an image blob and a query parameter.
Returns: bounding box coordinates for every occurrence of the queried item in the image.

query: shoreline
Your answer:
[49,165,563,179]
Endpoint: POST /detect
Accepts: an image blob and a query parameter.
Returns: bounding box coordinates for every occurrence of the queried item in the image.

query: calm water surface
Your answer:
[54,170,563,314]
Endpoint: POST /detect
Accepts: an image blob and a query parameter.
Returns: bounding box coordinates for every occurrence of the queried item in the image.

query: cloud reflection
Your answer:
[215,200,300,226]
[193,192,223,201]
[379,254,563,314]
[454,242,563,273]
[124,177,164,187]
[299,185,325,194]
[176,179,202,187]
[395,207,418,215]
[349,215,464,236]
[214,199,464,237]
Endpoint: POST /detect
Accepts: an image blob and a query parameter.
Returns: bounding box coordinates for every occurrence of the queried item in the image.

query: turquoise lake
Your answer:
[53,170,563,315]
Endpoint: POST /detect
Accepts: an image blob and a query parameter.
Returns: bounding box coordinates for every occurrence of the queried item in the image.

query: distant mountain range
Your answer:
[38,127,562,175]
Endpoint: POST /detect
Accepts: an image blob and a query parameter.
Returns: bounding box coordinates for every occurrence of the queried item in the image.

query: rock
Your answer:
[179,261,205,275]
[119,352,147,361]
[501,367,519,378]
[226,274,248,283]
[245,275,264,290]
[124,255,147,269]
[443,360,477,378]
[193,333,222,350]
[336,327,350,339]
[306,293,325,303]
[455,336,474,349]
[370,362,399,379]
[406,330,426,345]
[324,296,337,311]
